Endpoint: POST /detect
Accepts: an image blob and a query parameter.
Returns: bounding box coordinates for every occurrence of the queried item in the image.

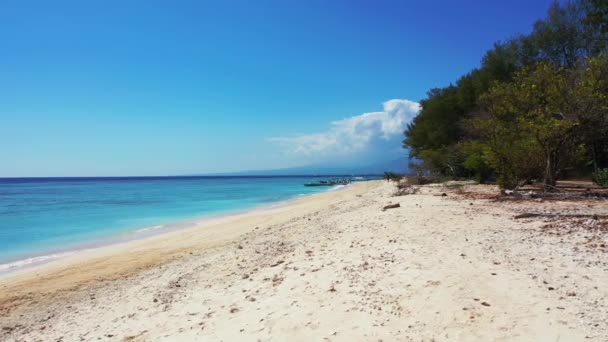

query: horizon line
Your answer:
[0,173,385,180]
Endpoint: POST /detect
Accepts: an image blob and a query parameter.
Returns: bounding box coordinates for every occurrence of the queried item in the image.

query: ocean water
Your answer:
[0,176,336,268]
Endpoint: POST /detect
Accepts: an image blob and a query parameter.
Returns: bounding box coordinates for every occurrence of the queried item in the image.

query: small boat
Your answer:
[304,180,335,187]
[304,178,351,187]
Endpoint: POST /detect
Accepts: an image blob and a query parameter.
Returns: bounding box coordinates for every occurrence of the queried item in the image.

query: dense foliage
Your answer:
[594,168,608,186]
[383,172,404,182]
[404,0,608,190]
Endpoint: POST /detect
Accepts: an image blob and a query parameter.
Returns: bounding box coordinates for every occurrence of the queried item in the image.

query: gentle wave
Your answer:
[134,224,165,233]
[0,176,353,273]
[0,251,76,273]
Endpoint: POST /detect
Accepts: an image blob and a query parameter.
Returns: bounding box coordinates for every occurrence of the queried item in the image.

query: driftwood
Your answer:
[382,203,400,211]
[549,186,600,190]
[527,191,608,199]
[514,213,608,219]
[502,190,608,200]
[583,191,608,198]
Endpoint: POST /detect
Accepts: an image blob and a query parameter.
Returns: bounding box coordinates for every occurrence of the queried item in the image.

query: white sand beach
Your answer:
[1,180,607,341]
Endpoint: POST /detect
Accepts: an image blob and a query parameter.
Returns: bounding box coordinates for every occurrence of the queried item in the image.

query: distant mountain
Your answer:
[210,158,408,176]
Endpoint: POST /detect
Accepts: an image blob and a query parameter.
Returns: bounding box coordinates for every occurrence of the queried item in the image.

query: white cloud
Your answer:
[268,99,420,157]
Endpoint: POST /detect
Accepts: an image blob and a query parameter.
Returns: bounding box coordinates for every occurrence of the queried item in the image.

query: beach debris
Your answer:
[382,203,400,211]
[514,212,607,219]
[270,260,285,267]
[393,185,419,196]
[272,274,284,286]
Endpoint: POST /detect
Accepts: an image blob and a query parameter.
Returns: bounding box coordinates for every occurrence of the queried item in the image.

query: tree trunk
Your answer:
[543,151,558,192]
[592,141,599,174]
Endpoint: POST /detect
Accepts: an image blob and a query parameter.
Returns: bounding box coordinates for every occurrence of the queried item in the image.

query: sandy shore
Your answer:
[1,180,607,341]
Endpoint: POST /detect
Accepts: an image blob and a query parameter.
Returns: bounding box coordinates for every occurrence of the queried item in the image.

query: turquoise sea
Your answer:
[0,176,338,270]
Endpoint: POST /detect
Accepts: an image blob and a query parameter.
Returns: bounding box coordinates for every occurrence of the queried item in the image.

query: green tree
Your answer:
[528,0,602,66]
[403,0,607,186]
[584,0,608,34]
[458,141,492,183]
[480,63,585,190]
[475,86,543,189]
[575,55,608,171]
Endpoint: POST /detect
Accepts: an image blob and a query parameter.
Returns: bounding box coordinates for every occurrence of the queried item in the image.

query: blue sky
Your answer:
[1,0,554,176]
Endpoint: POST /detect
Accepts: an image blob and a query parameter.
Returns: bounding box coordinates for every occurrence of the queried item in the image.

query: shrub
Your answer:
[383,172,403,182]
[593,168,608,187]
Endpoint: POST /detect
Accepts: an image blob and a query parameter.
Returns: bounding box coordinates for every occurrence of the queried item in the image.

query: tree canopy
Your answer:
[403,0,608,190]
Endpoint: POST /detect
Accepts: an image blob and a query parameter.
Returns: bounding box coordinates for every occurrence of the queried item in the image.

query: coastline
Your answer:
[2,180,607,340]
[0,183,345,276]
[0,181,369,301]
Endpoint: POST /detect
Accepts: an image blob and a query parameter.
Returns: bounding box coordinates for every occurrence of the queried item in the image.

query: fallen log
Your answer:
[500,191,608,199]
[382,203,400,211]
[514,213,608,219]
[583,191,608,198]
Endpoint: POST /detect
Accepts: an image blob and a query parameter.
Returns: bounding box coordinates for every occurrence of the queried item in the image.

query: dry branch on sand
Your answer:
[514,213,608,219]
[382,203,400,211]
